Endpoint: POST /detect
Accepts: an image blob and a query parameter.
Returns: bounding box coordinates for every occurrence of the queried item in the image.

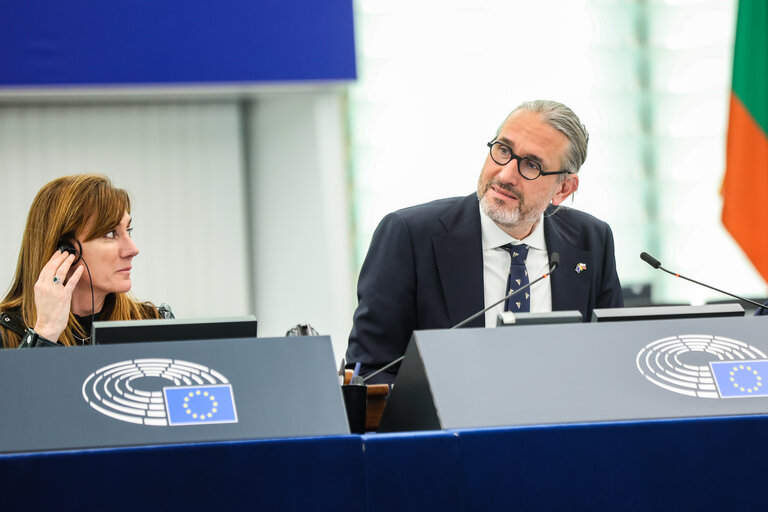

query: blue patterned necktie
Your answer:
[502,243,530,312]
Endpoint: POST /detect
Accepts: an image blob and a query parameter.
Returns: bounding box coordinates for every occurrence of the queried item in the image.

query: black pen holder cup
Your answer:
[341,384,367,434]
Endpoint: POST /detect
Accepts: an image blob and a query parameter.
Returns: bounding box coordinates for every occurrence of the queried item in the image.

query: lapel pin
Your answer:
[575,263,587,273]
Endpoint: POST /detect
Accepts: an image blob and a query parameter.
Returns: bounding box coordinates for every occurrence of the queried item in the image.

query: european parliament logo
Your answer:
[82,359,238,426]
[636,334,768,399]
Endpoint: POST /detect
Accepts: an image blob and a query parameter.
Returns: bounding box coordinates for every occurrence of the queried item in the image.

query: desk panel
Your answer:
[3,436,364,511]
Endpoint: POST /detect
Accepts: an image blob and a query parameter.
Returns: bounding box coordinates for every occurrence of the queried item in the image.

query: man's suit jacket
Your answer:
[346,193,623,383]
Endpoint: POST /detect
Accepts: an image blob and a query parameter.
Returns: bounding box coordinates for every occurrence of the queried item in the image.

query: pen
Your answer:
[352,361,361,381]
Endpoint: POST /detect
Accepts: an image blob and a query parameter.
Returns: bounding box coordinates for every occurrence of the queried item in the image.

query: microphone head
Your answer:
[549,252,560,269]
[640,252,662,269]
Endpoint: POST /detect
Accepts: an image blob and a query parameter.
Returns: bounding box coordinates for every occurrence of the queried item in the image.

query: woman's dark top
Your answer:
[0,303,173,348]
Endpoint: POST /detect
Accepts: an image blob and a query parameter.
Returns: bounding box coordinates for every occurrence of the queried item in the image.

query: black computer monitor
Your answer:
[92,316,258,345]
[591,304,744,322]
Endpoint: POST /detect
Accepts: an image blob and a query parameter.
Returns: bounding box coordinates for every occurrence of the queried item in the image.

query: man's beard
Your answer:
[477,178,548,229]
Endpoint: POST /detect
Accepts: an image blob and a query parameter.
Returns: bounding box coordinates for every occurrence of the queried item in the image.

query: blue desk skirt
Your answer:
[4,415,768,511]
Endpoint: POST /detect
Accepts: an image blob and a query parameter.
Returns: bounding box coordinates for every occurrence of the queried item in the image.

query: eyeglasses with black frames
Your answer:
[486,141,572,181]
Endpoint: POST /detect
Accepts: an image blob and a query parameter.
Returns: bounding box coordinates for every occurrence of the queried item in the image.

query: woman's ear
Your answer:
[57,234,81,264]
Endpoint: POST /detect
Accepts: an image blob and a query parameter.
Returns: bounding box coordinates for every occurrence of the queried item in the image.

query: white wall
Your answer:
[249,92,355,359]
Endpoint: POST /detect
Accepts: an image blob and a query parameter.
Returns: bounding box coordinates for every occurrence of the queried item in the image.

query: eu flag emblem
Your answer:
[710,360,768,398]
[164,384,238,425]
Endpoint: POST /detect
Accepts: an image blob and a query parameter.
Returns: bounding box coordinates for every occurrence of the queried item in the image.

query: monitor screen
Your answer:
[92,316,258,345]
[591,304,744,322]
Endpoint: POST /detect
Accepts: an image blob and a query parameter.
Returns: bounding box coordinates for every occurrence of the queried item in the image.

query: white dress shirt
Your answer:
[480,206,552,327]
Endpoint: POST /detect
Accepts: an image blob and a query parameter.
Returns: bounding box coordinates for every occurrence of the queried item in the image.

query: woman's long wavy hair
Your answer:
[0,174,159,348]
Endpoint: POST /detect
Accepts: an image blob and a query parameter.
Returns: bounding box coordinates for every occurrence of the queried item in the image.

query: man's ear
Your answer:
[551,174,579,206]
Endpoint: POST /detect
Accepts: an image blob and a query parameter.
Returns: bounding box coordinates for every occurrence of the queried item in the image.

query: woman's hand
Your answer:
[33,251,85,342]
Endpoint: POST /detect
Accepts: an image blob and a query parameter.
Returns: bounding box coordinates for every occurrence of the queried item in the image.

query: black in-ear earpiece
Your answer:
[54,234,92,345]
[57,235,81,265]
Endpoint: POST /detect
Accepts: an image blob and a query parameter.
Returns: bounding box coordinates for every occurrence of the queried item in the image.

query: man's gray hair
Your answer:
[496,99,589,175]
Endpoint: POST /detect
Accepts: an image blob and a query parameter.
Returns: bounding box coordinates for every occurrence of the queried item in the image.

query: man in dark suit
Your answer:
[346,100,623,383]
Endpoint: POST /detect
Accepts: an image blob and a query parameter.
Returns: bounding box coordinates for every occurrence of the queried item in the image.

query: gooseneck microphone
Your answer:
[639,252,662,269]
[360,252,561,383]
[639,251,768,311]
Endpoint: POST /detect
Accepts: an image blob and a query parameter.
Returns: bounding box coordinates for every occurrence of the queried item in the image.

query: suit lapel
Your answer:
[544,206,594,320]
[433,195,485,327]
[431,200,596,325]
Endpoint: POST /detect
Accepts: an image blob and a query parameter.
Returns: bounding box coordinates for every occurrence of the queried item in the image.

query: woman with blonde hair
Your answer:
[0,174,171,348]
